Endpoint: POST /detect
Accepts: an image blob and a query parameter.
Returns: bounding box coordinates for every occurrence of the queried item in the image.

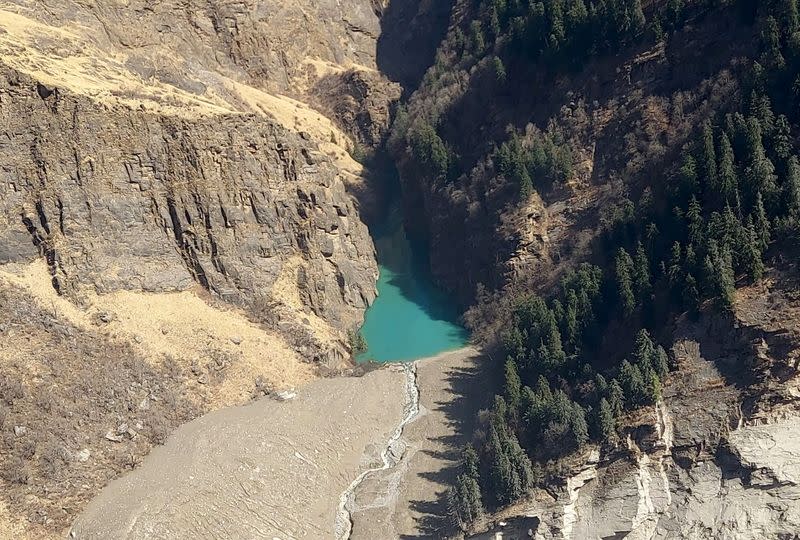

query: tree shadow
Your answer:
[400,353,503,538]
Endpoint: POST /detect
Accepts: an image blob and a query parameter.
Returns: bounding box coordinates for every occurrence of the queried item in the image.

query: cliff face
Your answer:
[0,67,377,362]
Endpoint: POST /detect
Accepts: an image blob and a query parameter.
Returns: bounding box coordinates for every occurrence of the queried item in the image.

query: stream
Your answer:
[334,362,420,540]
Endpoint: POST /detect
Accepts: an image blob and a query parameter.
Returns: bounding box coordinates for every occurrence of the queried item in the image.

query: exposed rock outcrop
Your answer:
[0,66,377,362]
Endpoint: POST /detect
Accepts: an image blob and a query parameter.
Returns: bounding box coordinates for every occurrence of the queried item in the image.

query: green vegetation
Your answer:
[347,329,368,356]
[440,0,800,527]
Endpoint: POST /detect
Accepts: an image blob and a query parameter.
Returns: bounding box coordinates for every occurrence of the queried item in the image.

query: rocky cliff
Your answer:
[0,0,405,537]
[0,66,377,363]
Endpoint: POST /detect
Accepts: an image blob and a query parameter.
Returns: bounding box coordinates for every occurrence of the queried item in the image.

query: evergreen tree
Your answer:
[699,120,718,196]
[743,220,765,281]
[410,122,449,180]
[753,191,771,250]
[448,468,484,530]
[618,359,647,407]
[615,247,636,317]
[470,20,486,54]
[596,397,616,442]
[760,16,786,70]
[595,373,609,397]
[744,119,779,203]
[504,359,522,413]
[717,132,741,211]
[506,433,536,494]
[488,430,513,504]
[633,329,656,372]
[645,371,662,404]
[633,242,651,299]
[718,244,737,308]
[667,241,683,288]
[654,345,670,378]
[678,153,699,197]
[784,156,800,216]
[464,444,480,479]
[608,378,625,417]
[686,195,704,245]
[772,115,793,161]
[491,55,507,84]
[775,0,800,35]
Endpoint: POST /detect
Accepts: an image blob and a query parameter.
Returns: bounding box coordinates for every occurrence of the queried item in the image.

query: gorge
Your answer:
[2,1,800,540]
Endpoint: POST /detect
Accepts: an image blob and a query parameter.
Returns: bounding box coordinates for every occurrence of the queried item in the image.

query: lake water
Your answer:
[356,202,468,363]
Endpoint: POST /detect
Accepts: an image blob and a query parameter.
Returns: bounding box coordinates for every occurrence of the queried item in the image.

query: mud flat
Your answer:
[68,367,407,540]
[348,347,498,539]
[69,347,494,539]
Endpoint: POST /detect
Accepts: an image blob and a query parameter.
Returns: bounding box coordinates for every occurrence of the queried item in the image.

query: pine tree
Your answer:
[448,472,484,530]
[753,191,771,250]
[619,359,647,408]
[678,153,699,197]
[683,272,700,312]
[506,433,536,493]
[410,122,449,180]
[699,120,718,196]
[595,373,609,397]
[749,92,775,137]
[773,115,792,161]
[776,0,800,35]
[743,220,765,281]
[627,0,646,35]
[744,119,779,204]
[470,20,486,54]
[615,248,636,317]
[645,371,662,404]
[717,132,741,211]
[569,401,589,448]
[633,329,656,372]
[686,195,704,245]
[504,359,522,413]
[633,242,651,299]
[464,444,480,480]
[487,424,512,504]
[760,16,786,70]
[718,244,736,308]
[596,397,616,442]
[785,156,800,217]
[608,378,625,417]
[490,56,507,84]
[667,242,683,286]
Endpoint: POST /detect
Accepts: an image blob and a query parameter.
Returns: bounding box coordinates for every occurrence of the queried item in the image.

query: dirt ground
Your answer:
[68,366,407,539]
[349,347,499,540]
[66,348,497,539]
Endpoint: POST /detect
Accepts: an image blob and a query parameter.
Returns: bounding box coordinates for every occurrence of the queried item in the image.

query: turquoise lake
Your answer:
[356,202,468,363]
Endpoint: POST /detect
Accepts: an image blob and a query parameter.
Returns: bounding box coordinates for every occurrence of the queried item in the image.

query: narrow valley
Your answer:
[2,1,800,540]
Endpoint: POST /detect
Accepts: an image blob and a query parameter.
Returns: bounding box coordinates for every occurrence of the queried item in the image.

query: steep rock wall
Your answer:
[0,67,378,361]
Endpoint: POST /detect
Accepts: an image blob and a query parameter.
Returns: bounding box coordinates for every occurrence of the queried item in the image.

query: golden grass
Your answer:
[0,261,313,408]
[0,7,362,167]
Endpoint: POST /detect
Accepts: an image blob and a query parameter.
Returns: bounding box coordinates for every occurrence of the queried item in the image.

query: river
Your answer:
[356,194,468,363]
